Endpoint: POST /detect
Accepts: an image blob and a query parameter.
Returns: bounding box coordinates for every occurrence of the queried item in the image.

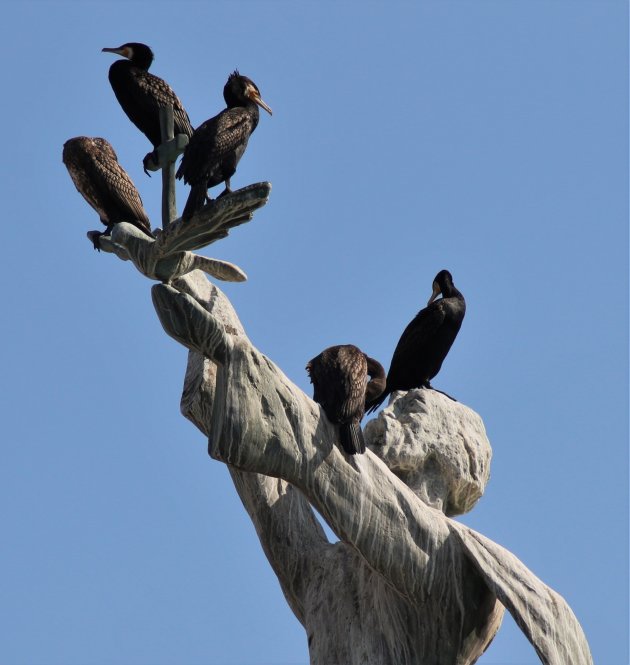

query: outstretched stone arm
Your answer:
[153,275,593,665]
[450,524,593,665]
[72,155,592,663]
[175,275,332,624]
[153,281,483,605]
[181,366,331,628]
[90,183,271,284]
[228,470,329,625]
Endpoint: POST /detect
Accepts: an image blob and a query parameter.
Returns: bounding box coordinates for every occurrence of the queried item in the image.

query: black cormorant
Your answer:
[62,136,153,248]
[176,70,272,220]
[366,270,466,413]
[102,42,193,170]
[306,345,386,455]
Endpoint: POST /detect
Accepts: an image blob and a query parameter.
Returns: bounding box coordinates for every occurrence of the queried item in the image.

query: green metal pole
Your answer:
[159,105,177,231]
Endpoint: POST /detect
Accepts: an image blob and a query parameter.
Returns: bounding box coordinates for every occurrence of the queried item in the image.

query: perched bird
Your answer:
[177,70,272,220]
[366,270,466,413]
[306,345,386,455]
[102,42,193,170]
[62,136,153,248]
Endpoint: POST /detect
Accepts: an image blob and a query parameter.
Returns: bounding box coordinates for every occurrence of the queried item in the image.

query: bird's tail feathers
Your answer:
[182,184,207,221]
[339,422,365,455]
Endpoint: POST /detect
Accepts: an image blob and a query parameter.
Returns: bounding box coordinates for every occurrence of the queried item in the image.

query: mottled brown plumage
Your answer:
[306,345,385,455]
[62,136,152,248]
[366,270,466,413]
[102,42,193,170]
[177,71,272,220]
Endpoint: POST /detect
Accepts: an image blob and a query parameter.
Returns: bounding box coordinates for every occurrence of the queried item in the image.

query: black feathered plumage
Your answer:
[62,136,153,248]
[102,42,193,168]
[366,270,466,413]
[306,345,385,455]
[177,71,272,220]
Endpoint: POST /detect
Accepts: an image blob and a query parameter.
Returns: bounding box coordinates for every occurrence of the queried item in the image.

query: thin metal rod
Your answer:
[159,105,177,231]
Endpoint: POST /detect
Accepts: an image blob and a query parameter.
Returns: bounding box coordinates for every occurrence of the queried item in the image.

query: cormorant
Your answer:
[176,70,272,220]
[62,136,153,248]
[366,270,466,413]
[306,345,386,455]
[102,42,193,170]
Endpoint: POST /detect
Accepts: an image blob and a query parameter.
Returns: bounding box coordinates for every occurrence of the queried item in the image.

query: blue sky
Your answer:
[1,2,627,664]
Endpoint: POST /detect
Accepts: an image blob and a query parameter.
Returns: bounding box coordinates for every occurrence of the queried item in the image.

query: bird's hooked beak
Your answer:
[427,282,441,306]
[246,84,273,115]
[102,45,132,59]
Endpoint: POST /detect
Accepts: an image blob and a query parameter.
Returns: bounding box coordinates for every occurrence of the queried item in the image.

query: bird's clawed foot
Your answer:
[217,178,233,199]
[142,150,160,175]
[87,230,106,252]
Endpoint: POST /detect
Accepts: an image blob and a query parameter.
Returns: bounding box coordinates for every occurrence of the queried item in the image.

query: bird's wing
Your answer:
[132,70,193,137]
[307,350,367,423]
[65,166,108,223]
[387,301,448,375]
[91,150,151,229]
[177,108,256,184]
[337,351,368,422]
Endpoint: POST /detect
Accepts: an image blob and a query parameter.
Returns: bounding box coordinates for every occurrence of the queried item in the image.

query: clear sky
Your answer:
[1,2,627,664]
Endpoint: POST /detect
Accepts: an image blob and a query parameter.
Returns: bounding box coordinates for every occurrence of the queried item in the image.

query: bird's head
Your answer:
[224,70,273,115]
[102,42,154,69]
[428,269,454,305]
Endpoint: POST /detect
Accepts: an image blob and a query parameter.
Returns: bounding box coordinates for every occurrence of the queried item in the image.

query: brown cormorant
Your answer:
[366,270,466,413]
[102,42,193,171]
[176,70,272,220]
[62,136,153,248]
[306,345,385,455]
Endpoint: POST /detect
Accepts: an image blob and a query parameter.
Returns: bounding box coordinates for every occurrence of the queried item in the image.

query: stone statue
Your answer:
[88,186,592,665]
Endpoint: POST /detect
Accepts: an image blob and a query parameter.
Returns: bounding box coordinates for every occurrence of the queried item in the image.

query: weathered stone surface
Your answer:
[450,525,593,665]
[365,389,492,516]
[89,182,271,283]
[173,276,503,664]
[89,190,592,665]
[151,273,592,665]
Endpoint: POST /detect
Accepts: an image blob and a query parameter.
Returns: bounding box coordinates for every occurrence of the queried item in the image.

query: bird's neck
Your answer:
[365,357,387,403]
[244,102,260,128]
[442,283,462,300]
[119,56,151,71]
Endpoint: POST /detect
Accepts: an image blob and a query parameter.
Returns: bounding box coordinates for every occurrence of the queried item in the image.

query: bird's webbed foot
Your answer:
[87,230,106,252]
[142,149,160,175]
[218,178,233,199]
